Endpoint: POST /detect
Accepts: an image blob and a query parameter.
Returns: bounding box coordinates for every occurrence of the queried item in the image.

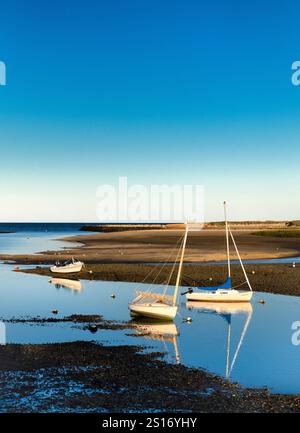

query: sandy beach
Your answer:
[1,229,300,265]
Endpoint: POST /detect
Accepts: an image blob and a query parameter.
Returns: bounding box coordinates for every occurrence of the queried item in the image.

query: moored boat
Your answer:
[128,225,189,321]
[185,202,253,303]
[50,258,83,274]
[186,288,252,302]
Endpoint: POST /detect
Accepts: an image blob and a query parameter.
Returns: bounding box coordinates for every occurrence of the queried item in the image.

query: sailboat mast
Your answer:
[224,201,231,278]
[172,224,189,306]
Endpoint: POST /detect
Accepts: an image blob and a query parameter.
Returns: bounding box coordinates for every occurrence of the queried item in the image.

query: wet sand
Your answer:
[0,340,299,413]
[22,262,300,297]
[1,229,300,265]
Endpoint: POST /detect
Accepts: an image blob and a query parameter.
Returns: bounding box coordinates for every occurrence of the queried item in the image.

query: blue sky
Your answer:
[0,0,300,221]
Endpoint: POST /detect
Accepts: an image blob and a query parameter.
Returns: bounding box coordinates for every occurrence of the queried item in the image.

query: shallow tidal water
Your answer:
[0,226,300,394]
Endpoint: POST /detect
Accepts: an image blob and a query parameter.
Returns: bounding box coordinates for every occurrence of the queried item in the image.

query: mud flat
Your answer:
[21,263,300,297]
[0,340,299,413]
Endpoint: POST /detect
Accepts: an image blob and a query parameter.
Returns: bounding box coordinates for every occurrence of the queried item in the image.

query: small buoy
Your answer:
[209,277,213,281]
[88,324,97,333]
[13,266,19,271]
[52,310,58,315]
[184,317,192,323]
[111,294,116,298]
[252,270,255,275]
[89,270,93,274]
[259,299,265,304]
[292,262,296,268]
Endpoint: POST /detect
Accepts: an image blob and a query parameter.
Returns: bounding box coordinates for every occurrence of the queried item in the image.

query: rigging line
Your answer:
[140,259,168,285]
[149,238,184,290]
[231,281,248,290]
[162,235,185,295]
[147,232,186,292]
[139,232,185,286]
[228,226,253,292]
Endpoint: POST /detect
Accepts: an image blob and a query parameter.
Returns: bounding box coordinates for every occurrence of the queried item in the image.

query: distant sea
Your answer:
[0,223,98,233]
[0,223,99,255]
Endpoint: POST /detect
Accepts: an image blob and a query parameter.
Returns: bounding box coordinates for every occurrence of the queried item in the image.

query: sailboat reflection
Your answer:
[186,301,253,379]
[130,319,180,364]
[49,277,82,293]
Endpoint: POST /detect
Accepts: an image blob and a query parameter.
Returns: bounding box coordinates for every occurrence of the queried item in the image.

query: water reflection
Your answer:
[130,319,180,363]
[49,278,82,293]
[187,302,252,379]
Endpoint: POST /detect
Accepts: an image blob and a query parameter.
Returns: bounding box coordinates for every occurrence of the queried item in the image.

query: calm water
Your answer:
[0,225,300,394]
[0,223,97,255]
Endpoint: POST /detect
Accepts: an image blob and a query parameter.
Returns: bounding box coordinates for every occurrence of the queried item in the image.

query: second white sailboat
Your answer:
[186,202,253,303]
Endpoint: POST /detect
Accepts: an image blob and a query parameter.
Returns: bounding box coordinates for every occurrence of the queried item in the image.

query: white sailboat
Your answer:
[186,202,253,302]
[128,225,189,321]
[50,258,84,274]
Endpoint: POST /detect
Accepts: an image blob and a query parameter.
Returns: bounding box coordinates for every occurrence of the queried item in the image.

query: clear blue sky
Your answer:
[0,0,299,221]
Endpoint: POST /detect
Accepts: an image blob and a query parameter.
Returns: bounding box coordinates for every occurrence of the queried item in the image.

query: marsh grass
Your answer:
[252,230,300,237]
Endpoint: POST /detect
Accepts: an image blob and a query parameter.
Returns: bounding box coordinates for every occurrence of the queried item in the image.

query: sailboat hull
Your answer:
[186,289,252,303]
[128,303,178,320]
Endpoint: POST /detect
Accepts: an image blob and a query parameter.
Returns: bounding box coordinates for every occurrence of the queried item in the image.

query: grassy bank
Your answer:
[252,230,300,237]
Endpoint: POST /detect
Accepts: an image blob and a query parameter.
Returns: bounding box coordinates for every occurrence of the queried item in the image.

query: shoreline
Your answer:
[21,262,300,297]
